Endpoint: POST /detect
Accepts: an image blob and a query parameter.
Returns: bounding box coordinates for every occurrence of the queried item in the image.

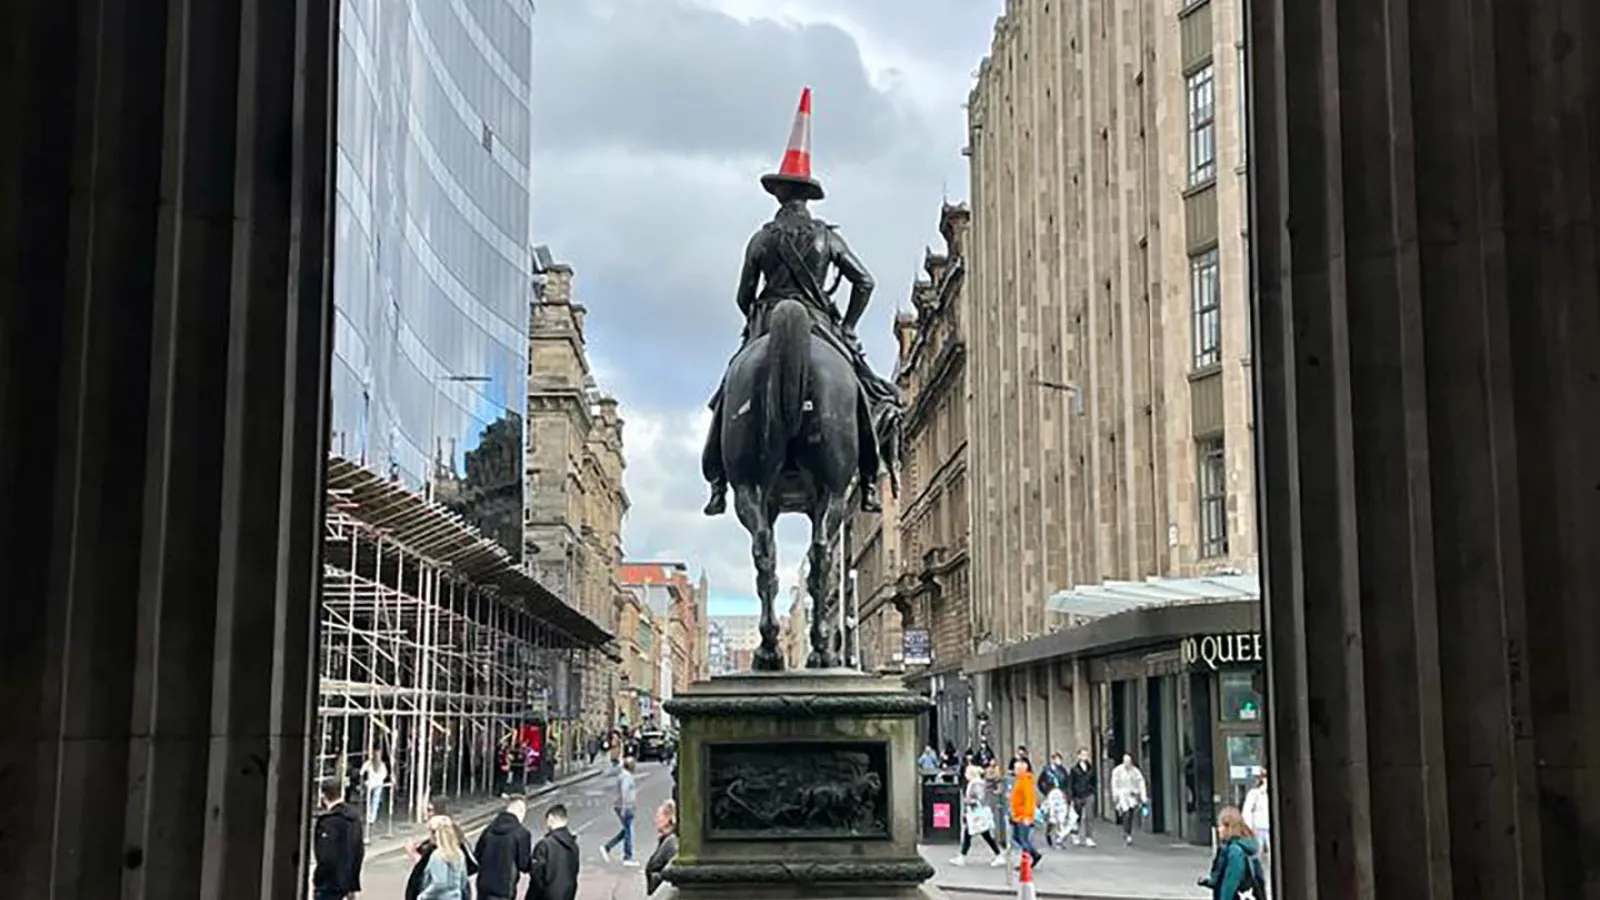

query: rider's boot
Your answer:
[704,478,729,516]
[860,480,882,513]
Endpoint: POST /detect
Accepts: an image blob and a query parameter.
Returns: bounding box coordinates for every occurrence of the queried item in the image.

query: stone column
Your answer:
[1249,0,1598,897]
[0,0,337,897]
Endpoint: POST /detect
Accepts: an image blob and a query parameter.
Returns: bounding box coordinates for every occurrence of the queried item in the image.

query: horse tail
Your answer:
[766,298,811,445]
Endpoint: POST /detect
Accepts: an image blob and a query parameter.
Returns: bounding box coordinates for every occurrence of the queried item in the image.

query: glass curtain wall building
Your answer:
[330,0,534,560]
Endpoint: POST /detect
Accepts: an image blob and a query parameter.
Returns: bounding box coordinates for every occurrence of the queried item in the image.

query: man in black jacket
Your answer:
[475,796,533,900]
[312,782,364,900]
[527,803,581,900]
[1067,747,1099,847]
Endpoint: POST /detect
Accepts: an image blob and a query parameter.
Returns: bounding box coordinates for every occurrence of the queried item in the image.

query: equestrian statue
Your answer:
[700,87,904,671]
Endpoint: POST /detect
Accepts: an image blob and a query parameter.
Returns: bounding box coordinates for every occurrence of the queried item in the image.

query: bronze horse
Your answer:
[718,297,862,670]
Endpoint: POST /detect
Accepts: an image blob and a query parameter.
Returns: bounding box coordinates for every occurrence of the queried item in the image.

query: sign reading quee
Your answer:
[1181,632,1264,671]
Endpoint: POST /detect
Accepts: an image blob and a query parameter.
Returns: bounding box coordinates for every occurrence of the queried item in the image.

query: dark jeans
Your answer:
[604,806,636,860]
[1010,822,1042,864]
[313,889,349,900]
[1071,796,1094,837]
[1120,807,1137,837]
[961,828,1001,856]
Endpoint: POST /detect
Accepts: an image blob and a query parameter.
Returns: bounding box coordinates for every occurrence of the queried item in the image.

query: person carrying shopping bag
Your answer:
[951,764,1006,867]
[1110,753,1150,845]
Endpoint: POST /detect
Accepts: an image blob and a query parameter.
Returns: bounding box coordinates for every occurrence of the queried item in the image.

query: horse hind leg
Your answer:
[805,500,843,669]
[736,486,785,672]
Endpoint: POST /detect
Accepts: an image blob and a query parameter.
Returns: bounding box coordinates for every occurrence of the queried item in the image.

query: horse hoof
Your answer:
[806,651,842,670]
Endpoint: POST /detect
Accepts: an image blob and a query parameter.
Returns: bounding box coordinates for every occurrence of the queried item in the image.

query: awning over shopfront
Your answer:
[1044,573,1260,619]
[967,572,1262,674]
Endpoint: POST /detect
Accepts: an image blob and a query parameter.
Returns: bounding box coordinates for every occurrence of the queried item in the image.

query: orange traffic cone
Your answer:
[760,87,825,201]
[1017,850,1036,900]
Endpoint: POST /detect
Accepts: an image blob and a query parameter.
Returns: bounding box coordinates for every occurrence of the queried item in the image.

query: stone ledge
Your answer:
[665,858,936,885]
[665,692,933,719]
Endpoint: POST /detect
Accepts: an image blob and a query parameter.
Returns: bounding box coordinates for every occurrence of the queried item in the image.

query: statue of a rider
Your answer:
[701,87,903,517]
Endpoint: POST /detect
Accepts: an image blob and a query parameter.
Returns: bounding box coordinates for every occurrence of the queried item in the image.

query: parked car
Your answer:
[635,730,675,762]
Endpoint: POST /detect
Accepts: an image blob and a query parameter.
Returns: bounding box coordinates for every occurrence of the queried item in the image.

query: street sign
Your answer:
[902,628,932,666]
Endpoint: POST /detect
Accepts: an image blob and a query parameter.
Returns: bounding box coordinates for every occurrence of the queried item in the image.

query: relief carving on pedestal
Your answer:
[704,740,890,840]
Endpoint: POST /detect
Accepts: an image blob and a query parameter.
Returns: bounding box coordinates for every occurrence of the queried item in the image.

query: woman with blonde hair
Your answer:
[1198,806,1266,899]
[951,764,1005,867]
[417,815,471,899]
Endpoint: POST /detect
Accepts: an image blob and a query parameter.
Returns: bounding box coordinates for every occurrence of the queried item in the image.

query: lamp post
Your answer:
[426,373,491,502]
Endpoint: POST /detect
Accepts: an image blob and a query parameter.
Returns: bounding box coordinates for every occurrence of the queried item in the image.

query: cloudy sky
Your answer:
[530,0,1001,616]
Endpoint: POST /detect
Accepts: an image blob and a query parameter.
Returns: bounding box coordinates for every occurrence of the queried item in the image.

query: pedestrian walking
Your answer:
[474,796,533,900]
[1241,771,1271,859]
[1007,758,1043,868]
[1111,753,1150,845]
[600,756,640,865]
[1066,747,1098,847]
[528,803,581,900]
[644,799,680,896]
[1199,806,1267,899]
[360,749,388,828]
[950,764,1005,867]
[416,815,471,899]
[1042,773,1071,848]
[1043,751,1071,798]
[310,781,364,900]
[406,797,479,900]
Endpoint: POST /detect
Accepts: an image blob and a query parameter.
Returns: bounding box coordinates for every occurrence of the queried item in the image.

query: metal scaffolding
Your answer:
[317,456,615,837]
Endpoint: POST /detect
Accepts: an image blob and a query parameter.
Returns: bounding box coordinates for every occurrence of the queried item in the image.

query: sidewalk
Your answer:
[923,835,1211,900]
[365,764,609,863]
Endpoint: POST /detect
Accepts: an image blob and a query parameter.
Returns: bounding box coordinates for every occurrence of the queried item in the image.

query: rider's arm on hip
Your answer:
[827,229,875,331]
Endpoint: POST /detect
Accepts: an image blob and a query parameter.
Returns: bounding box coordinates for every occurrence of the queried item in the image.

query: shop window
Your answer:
[1218,670,1261,722]
[1225,733,1266,807]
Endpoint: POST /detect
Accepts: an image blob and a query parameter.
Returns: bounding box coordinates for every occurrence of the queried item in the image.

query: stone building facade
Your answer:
[958,0,1260,832]
[617,561,707,707]
[889,205,976,748]
[847,469,901,675]
[964,0,1255,650]
[525,260,629,736]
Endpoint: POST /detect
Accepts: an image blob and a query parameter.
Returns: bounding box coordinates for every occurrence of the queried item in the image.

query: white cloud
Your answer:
[533,0,1004,612]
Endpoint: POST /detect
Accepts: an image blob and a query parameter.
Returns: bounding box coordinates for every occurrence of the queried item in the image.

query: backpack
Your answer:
[1235,847,1269,900]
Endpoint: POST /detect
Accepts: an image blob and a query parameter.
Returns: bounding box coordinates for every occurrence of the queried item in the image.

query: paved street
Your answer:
[357,760,675,900]
[357,763,1213,900]
[922,834,1212,900]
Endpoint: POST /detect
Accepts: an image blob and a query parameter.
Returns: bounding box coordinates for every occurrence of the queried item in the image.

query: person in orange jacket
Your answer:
[1008,758,1043,867]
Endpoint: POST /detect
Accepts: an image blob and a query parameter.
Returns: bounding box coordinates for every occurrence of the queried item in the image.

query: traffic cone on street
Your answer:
[1017,851,1036,900]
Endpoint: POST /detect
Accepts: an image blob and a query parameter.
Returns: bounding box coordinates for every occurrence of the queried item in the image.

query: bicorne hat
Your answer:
[760,87,825,201]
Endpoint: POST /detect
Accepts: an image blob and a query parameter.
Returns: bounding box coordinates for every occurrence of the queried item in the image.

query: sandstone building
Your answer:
[619,561,708,717]
[890,205,976,748]
[844,204,977,748]
[961,0,1259,845]
[525,258,629,738]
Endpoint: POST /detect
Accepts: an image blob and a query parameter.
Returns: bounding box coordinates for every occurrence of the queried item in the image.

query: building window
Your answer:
[1198,436,1228,558]
[1236,44,1248,166]
[1187,62,1217,185]
[1190,247,1221,368]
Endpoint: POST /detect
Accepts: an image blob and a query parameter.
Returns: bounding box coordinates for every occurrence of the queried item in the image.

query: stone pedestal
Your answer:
[661,671,936,900]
